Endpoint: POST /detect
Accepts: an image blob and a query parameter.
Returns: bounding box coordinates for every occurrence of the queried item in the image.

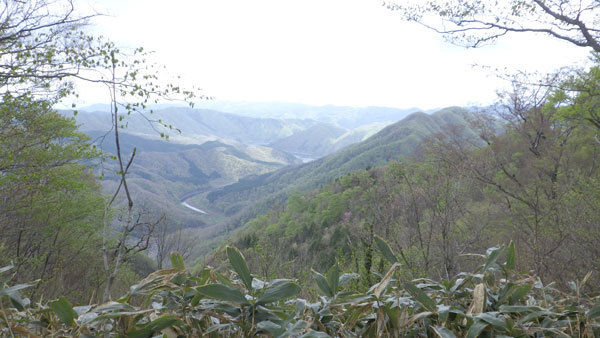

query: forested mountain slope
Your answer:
[74,107,324,145]
[90,132,299,228]
[268,122,391,158]
[204,107,488,217]
[228,101,600,291]
[73,107,380,159]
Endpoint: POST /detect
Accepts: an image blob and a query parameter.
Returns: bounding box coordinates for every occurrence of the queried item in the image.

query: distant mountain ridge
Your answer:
[74,104,496,259]
[66,104,423,230]
[71,106,397,160]
[203,107,491,218]
[192,101,421,129]
[72,107,323,146]
[91,131,300,228]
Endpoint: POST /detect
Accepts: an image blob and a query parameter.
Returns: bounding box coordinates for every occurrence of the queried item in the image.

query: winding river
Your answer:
[181,201,208,214]
[179,188,210,215]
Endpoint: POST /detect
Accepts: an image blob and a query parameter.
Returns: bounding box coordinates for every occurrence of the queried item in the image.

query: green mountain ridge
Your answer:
[188,107,496,256]
[72,107,345,154]
[91,131,300,228]
[206,107,482,211]
[268,122,391,157]
[193,100,421,129]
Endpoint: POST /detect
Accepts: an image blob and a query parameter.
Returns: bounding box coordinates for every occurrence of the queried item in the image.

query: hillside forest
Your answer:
[2,0,600,337]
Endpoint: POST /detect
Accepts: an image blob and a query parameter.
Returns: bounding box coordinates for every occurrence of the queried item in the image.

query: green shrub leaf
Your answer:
[505,241,515,270]
[128,314,179,338]
[433,326,457,338]
[403,282,437,312]
[256,280,301,305]
[587,304,600,319]
[483,246,502,273]
[226,246,253,292]
[49,296,77,326]
[312,270,333,298]
[466,321,489,338]
[499,305,543,313]
[170,252,185,269]
[516,310,554,325]
[0,282,36,297]
[374,235,398,264]
[197,284,249,305]
[327,263,340,295]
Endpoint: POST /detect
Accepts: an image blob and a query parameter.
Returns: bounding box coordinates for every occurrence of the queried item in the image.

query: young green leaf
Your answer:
[433,326,457,338]
[226,246,253,292]
[466,321,489,338]
[374,235,398,264]
[586,304,600,320]
[403,282,437,312]
[505,241,515,270]
[0,282,36,297]
[327,263,340,295]
[312,270,333,298]
[197,284,249,305]
[127,314,179,338]
[170,252,185,270]
[49,296,78,326]
[256,281,301,305]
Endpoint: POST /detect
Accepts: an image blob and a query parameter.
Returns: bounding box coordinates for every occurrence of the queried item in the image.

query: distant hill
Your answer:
[267,124,347,158]
[89,131,299,228]
[203,107,491,218]
[268,122,391,158]
[71,107,382,160]
[193,101,420,129]
[73,107,329,146]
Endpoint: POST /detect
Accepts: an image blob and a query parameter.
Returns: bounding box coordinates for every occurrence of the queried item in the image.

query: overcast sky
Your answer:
[77,0,591,110]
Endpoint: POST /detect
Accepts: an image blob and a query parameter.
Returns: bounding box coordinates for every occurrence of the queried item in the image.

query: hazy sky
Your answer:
[78,0,591,110]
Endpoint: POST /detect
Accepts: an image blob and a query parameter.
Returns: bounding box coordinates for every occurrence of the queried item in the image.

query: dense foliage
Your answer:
[230,68,600,292]
[2,243,599,337]
[0,94,108,300]
[3,1,600,337]
[0,0,190,303]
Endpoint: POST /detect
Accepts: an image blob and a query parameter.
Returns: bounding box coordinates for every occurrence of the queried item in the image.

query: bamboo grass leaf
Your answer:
[433,326,457,338]
[505,241,515,270]
[586,304,600,319]
[374,235,398,264]
[466,321,489,338]
[197,284,249,305]
[256,281,301,305]
[49,296,77,326]
[312,270,333,298]
[226,246,253,292]
[327,263,340,295]
[127,314,179,338]
[403,281,437,312]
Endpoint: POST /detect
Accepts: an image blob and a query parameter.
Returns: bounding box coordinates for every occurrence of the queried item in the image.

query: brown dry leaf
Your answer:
[464,283,486,325]
[11,326,41,338]
[373,263,401,298]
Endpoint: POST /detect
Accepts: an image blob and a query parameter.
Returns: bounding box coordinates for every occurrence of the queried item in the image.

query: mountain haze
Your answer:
[202,107,493,227]
[193,101,420,129]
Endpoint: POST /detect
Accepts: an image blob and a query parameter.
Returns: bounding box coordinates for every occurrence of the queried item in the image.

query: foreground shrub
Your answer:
[1,241,599,337]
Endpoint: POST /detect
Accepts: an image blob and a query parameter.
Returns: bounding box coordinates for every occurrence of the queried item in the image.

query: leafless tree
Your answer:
[384,0,600,52]
[0,0,101,96]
